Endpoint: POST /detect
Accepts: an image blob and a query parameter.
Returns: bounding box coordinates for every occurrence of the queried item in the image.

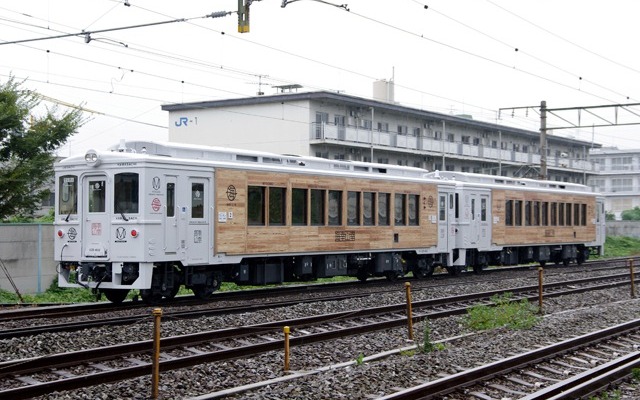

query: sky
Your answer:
[2,0,640,156]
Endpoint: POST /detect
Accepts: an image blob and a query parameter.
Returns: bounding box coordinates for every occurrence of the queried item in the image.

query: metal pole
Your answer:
[630,259,636,298]
[405,282,414,340]
[498,130,502,176]
[283,326,291,371]
[441,120,446,170]
[370,107,374,162]
[538,267,544,314]
[151,308,162,399]
[540,100,547,180]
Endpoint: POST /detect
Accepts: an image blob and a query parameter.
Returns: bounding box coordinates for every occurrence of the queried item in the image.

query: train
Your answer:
[54,140,606,303]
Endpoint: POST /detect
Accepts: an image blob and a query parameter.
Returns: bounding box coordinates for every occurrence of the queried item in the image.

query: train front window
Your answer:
[58,175,77,216]
[114,173,139,214]
[88,180,106,213]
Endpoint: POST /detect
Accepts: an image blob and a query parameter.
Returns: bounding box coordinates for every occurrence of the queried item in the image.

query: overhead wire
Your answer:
[1,1,638,149]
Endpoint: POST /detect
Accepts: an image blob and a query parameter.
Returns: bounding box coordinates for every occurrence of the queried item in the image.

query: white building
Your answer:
[162,90,598,184]
[588,147,640,219]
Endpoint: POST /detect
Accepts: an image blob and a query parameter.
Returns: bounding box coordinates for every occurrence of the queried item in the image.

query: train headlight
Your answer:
[57,230,64,238]
[130,229,139,238]
[85,150,101,166]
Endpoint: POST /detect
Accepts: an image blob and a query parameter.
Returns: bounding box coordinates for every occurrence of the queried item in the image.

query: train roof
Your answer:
[59,140,447,183]
[426,171,598,194]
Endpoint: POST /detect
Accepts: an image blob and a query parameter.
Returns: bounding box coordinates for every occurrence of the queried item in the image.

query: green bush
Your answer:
[466,293,540,331]
[604,236,640,258]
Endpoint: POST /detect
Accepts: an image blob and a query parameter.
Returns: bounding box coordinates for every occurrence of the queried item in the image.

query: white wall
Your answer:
[168,100,312,156]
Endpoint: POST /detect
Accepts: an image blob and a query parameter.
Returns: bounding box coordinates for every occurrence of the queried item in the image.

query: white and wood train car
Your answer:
[54,141,605,303]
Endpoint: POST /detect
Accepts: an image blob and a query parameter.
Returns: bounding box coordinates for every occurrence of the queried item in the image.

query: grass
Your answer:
[466,292,540,331]
[603,235,640,258]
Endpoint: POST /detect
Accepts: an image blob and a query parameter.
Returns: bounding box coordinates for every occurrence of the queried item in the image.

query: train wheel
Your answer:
[539,261,547,268]
[166,281,181,300]
[413,259,434,279]
[384,271,399,282]
[140,289,163,304]
[102,289,130,304]
[445,266,465,276]
[562,258,570,266]
[356,268,369,282]
[192,285,216,300]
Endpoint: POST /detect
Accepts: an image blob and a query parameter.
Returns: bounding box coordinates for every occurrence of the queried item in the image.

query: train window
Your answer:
[541,202,548,226]
[408,194,419,226]
[565,203,572,226]
[550,202,557,226]
[310,189,325,226]
[471,199,476,221]
[379,193,390,225]
[449,194,454,210]
[347,191,360,226]
[191,182,204,219]
[88,179,106,213]
[581,204,587,225]
[574,203,580,226]
[59,175,77,215]
[524,201,531,226]
[454,194,459,219]
[114,173,139,214]
[439,195,446,221]
[514,200,522,226]
[269,187,286,226]
[363,192,375,226]
[481,198,487,222]
[558,203,565,225]
[505,200,513,226]
[395,193,406,225]
[292,188,307,225]
[533,201,540,226]
[248,186,265,225]
[167,183,175,218]
[328,190,342,226]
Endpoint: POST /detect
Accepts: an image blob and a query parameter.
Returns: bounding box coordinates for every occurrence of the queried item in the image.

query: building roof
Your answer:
[161,90,600,149]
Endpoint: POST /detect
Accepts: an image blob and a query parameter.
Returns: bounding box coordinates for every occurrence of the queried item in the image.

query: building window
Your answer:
[412,127,421,136]
[447,133,455,142]
[378,122,389,132]
[397,125,408,135]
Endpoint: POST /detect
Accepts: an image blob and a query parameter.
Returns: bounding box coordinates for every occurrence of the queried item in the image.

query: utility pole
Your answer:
[238,0,251,33]
[499,101,640,181]
[540,100,547,180]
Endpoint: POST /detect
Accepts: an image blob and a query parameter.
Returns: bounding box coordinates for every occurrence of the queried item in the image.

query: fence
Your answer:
[0,224,56,295]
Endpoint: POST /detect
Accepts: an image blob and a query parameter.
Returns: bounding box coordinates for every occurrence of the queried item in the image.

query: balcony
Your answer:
[311,122,594,172]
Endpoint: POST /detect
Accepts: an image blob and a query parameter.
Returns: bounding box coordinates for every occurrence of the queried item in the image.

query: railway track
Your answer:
[0,274,636,399]
[0,268,637,339]
[379,319,640,400]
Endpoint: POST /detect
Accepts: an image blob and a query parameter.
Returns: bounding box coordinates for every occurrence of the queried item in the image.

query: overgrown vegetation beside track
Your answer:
[2,236,640,304]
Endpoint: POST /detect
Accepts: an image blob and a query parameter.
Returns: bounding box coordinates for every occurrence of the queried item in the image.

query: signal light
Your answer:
[57,230,64,238]
[130,229,139,238]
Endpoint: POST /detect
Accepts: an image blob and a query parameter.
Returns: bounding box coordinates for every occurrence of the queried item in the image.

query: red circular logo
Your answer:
[151,197,161,212]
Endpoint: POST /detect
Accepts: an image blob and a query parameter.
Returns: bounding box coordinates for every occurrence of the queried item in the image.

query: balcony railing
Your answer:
[311,122,594,171]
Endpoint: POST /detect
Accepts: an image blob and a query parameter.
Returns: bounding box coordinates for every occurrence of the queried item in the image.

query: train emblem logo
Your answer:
[116,227,126,240]
[151,197,161,212]
[226,185,237,201]
[152,176,161,191]
[67,227,77,240]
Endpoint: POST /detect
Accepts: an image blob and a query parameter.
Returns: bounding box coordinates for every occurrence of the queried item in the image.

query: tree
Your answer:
[0,77,84,220]
[621,207,640,221]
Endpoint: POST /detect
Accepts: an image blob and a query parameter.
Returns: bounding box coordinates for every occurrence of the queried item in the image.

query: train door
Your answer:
[478,193,491,249]
[436,188,454,256]
[181,177,210,265]
[82,175,110,259]
[164,176,178,255]
[469,193,479,246]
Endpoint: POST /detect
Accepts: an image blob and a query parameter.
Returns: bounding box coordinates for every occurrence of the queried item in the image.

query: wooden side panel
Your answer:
[214,168,439,257]
[492,188,597,246]
[214,169,247,254]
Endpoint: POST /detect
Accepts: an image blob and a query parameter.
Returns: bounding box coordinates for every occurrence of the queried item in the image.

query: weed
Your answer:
[466,292,540,331]
[355,353,365,365]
